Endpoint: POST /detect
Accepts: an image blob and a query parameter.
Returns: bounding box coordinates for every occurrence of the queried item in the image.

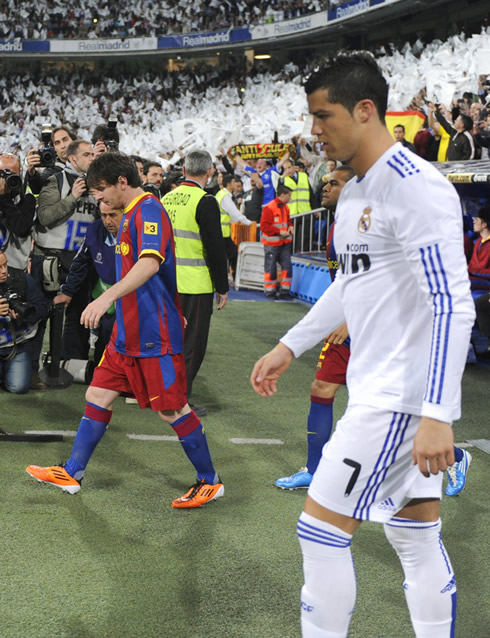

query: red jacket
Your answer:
[260,198,292,246]
[468,236,490,289]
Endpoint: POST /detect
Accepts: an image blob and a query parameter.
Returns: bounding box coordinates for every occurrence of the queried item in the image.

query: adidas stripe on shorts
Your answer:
[308,404,443,523]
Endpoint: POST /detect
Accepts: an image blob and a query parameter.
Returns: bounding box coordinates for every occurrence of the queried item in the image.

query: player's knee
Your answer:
[311,379,337,399]
[384,517,442,557]
[159,404,191,424]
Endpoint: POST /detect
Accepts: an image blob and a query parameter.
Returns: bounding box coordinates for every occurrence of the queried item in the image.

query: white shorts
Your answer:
[308,404,443,523]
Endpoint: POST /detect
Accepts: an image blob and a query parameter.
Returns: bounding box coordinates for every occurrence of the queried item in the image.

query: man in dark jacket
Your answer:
[433,104,475,160]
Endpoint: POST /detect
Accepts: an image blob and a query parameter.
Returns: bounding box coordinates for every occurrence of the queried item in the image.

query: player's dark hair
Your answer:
[277,184,292,197]
[304,51,389,123]
[394,123,405,132]
[87,152,140,189]
[222,173,234,187]
[334,165,356,182]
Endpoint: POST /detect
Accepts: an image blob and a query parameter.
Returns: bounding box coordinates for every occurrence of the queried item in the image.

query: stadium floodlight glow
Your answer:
[254,54,271,60]
[93,18,98,23]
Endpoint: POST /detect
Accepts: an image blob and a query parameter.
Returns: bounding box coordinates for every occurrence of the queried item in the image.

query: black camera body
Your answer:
[4,288,36,323]
[105,117,119,151]
[37,127,56,168]
[0,169,22,195]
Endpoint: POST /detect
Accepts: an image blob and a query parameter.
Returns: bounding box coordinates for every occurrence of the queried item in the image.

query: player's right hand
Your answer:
[251,342,294,397]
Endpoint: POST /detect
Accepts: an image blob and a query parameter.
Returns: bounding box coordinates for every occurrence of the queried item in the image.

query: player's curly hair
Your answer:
[304,51,389,123]
[87,152,140,189]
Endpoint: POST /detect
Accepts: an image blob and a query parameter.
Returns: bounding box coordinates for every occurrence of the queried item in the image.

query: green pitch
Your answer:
[1,299,488,637]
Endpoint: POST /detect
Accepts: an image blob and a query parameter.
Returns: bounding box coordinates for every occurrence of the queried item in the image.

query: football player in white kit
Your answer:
[251,52,475,638]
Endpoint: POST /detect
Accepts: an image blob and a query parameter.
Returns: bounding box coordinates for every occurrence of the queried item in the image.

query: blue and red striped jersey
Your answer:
[109,192,184,357]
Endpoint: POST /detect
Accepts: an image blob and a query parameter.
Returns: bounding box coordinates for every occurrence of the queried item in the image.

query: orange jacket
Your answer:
[260,197,292,246]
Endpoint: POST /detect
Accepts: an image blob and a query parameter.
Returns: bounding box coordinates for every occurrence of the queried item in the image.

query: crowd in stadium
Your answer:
[0,0,347,40]
[1,32,490,166]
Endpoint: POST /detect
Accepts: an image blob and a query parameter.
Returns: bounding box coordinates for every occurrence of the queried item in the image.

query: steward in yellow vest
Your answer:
[161,149,229,404]
[283,170,312,217]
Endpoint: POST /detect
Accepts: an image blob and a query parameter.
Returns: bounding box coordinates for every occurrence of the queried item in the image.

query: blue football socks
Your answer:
[453,446,463,463]
[306,398,334,474]
[64,402,112,481]
[172,411,218,484]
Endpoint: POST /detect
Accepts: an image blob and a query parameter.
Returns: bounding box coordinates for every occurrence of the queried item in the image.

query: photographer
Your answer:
[91,119,119,158]
[0,250,49,393]
[0,152,36,270]
[30,139,97,379]
[26,125,77,195]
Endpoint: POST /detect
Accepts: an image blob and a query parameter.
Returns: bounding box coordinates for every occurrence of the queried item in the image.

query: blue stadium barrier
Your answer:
[290,258,331,304]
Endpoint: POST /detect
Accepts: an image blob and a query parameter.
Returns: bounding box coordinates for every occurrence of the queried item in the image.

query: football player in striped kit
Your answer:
[252,52,475,638]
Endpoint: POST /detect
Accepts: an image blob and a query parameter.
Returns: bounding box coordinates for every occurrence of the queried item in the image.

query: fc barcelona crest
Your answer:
[358,207,372,233]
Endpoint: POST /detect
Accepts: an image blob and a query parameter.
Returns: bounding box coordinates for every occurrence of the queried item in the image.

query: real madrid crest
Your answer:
[358,206,372,233]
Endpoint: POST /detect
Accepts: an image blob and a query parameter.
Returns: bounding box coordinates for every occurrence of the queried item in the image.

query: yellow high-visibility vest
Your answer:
[216,189,231,238]
[162,184,214,294]
[284,172,310,216]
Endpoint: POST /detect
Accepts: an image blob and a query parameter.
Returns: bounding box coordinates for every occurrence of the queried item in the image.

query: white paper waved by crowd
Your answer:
[0,0,333,40]
[0,29,489,165]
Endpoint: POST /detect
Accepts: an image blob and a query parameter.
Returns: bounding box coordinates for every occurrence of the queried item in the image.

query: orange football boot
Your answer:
[171,478,224,509]
[26,465,81,494]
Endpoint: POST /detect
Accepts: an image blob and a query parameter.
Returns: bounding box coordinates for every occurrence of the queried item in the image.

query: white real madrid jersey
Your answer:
[281,143,475,423]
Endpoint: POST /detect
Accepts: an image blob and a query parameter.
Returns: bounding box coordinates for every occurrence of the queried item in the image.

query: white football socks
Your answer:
[384,517,457,638]
[297,512,356,638]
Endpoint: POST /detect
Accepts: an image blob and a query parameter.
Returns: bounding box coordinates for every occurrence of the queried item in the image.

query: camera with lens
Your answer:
[37,125,56,168]
[0,169,22,195]
[4,288,36,323]
[105,116,119,151]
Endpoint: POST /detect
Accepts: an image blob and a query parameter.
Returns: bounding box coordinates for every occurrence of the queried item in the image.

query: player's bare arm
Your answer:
[81,254,160,329]
[251,342,294,397]
[325,322,348,345]
[412,417,455,477]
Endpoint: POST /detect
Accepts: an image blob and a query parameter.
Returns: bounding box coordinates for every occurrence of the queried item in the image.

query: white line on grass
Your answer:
[229,438,284,445]
[24,430,77,437]
[128,434,179,441]
[24,432,284,445]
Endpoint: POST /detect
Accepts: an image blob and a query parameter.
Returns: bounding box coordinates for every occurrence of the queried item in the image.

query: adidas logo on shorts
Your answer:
[377,498,396,511]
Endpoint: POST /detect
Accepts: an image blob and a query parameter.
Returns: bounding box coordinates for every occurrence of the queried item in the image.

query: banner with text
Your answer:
[49,37,158,54]
[0,40,49,53]
[158,28,250,49]
[328,0,388,22]
[251,12,327,40]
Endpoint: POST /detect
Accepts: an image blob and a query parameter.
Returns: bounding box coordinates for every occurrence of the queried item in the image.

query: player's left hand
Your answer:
[326,322,348,345]
[412,417,455,477]
[81,296,113,329]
